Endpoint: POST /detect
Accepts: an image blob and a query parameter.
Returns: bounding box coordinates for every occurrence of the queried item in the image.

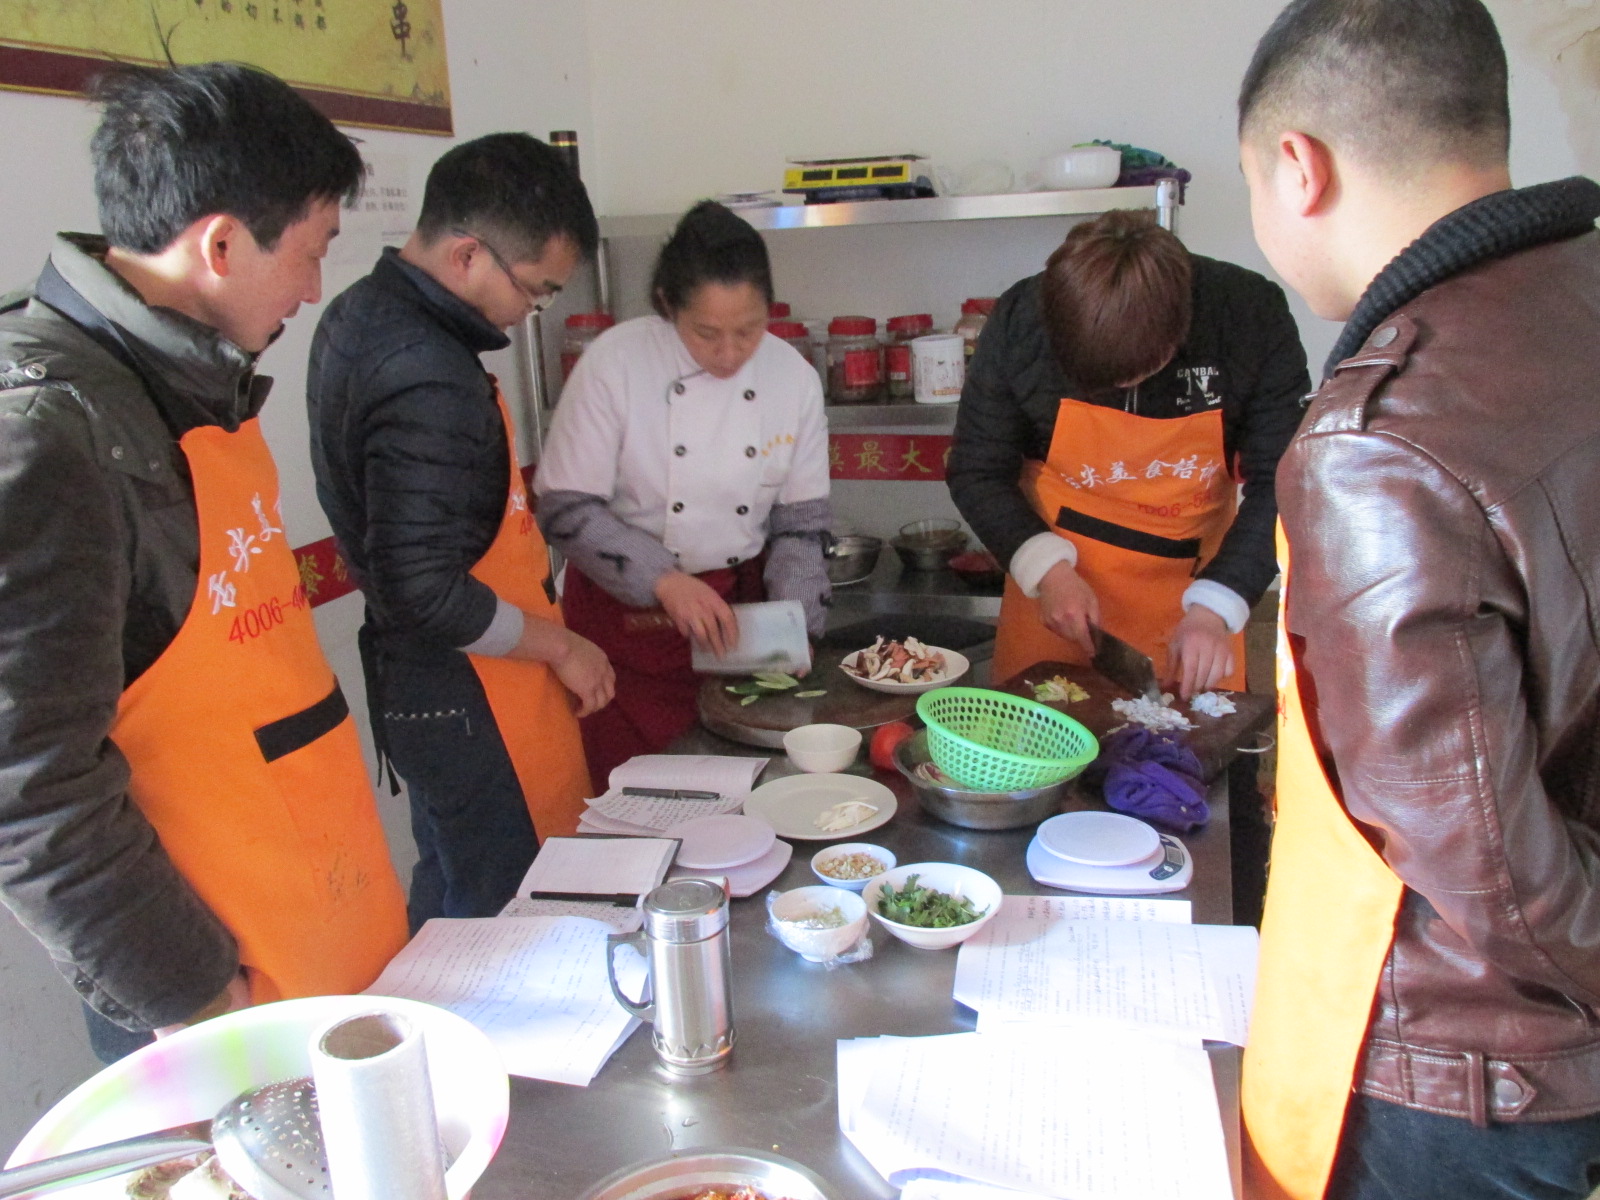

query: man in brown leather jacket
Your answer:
[1238,1,1600,1197]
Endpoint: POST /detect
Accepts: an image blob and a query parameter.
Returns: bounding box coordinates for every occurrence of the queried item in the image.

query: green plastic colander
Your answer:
[916,687,1099,792]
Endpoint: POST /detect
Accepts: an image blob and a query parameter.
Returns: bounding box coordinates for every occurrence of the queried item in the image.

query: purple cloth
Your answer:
[1085,726,1209,832]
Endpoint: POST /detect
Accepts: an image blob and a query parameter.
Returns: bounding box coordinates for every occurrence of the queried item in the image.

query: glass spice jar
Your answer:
[560,312,615,380]
[768,320,814,372]
[826,315,883,405]
[885,313,934,401]
[954,297,997,364]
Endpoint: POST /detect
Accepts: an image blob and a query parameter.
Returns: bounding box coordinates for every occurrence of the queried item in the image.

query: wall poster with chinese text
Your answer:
[0,0,451,135]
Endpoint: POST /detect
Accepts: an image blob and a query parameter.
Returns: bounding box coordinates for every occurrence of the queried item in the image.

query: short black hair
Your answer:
[415,133,598,263]
[1239,0,1510,173]
[90,62,364,254]
[650,201,774,318]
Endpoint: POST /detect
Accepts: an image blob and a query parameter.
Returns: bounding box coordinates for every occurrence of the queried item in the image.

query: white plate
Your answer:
[840,644,970,694]
[665,813,776,870]
[1035,810,1160,867]
[743,773,898,841]
[670,837,793,898]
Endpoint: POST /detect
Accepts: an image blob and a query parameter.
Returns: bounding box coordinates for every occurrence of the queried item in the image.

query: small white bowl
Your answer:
[810,843,897,892]
[783,723,863,773]
[770,886,869,961]
[1037,146,1123,191]
[862,861,1003,950]
[841,646,970,695]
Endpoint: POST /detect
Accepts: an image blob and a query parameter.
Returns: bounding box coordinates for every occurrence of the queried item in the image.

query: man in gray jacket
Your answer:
[0,63,406,1062]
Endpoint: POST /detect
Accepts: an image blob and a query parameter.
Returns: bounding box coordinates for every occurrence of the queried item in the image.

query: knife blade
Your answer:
[1091,625,1162,701]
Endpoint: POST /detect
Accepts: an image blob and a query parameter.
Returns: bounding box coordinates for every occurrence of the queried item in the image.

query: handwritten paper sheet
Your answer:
[518,837,677,898]
[499,896,642,933]
[366,917,642,1085]
[589,790,743,831]
[837,1031,1231,1200]
[953,899,1257,1045]
[607,754,768,798]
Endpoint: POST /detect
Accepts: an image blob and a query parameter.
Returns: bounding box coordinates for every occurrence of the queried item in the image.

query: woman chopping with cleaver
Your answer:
[536,201,832,783]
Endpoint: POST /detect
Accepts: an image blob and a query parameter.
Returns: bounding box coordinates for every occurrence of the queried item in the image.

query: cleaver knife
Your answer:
[1091,625,1162,701]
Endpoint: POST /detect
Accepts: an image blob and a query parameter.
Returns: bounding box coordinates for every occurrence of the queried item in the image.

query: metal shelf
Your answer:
[824,403,958,431]
[598,186,1162,240]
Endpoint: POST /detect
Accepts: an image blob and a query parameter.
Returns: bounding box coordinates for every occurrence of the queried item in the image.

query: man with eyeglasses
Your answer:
[308,133,614,929]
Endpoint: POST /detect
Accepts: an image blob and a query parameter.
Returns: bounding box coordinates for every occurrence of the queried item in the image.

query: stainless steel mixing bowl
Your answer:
[577,1148,836,1200]
[893,730,1067,830]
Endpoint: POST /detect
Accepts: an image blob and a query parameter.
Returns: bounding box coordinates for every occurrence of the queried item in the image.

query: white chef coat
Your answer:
[536,315,831,577]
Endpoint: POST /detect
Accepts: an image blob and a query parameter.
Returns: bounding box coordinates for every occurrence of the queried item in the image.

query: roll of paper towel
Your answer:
[310,1011,448,1200]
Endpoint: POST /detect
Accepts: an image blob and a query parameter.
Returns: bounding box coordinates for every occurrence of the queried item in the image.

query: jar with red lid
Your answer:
[561,312,615,380]
[954,298,997,363]
[885,313,934,401]
[768,301,792,320]
[768,319,814,370]
[826,316,883,405]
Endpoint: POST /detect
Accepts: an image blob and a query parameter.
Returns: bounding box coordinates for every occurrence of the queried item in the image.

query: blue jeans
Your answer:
[1330,1094,1600,1200]
[375,652,537,934]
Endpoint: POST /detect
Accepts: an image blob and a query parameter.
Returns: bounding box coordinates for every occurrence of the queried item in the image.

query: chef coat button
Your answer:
[727,557,739,566]
[743,389,756,401]
[674,444,687,457]
[736,505,749,515]
[149,459,161,472]
[1494,1078,1527,1107]
[673,382,686,396]
[23,362,45,380]
[111,445,125,460]
[744,446,756,458]
[671,501,684,513]
[1370,325,1398,348]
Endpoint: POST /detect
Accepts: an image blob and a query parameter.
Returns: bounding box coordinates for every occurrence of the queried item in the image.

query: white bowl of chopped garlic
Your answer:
[769,885,870,961]
[811,842,897,891]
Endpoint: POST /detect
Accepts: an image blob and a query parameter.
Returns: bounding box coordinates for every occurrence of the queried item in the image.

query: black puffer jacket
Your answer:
[948,256,1310,608]
[308,249,510,667]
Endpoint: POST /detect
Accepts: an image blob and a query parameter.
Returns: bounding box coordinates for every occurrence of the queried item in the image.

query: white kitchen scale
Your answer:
[1025,810,1193,895]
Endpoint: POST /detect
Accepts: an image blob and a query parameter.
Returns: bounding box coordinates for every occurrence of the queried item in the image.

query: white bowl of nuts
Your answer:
[810,843,896,892]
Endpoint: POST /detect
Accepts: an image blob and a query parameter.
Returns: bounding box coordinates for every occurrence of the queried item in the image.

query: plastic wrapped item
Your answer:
[765,887,873,968]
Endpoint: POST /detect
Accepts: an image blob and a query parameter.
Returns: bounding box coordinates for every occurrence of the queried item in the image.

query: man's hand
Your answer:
[655,571,740,656]
[550,630,615,717]
[154,969,251,1039]
[1165,605,1235,700]
[1036,560,1100,655]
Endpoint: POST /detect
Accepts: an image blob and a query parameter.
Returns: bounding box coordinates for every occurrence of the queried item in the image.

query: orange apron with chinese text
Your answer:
[111,419,406,1006]
[464,388,593,839]
[1241,524,1404,1199]
[992,398,1247,688]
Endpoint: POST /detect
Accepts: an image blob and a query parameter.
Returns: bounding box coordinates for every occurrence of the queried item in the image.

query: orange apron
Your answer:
[463,387,593,839]
[111,419,407,1006]
[1241,524,1405,1199]
[992,397,1247,688]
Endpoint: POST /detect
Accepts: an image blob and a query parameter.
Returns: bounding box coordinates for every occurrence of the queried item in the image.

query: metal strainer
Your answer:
[0,1077,329,1200]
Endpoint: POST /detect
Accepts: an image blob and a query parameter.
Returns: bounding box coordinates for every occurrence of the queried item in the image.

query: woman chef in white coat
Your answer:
[535,201,831,782]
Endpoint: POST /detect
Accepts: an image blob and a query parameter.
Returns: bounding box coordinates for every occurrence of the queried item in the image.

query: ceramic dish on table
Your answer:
[577,1148,835,1200]
[810,842,896,891]
[782,722,862,772]
[862,861,1003,950]
[840,643,969,695]
[7,995,508,1200]
[743,773,897,841]
[768,885,870,961]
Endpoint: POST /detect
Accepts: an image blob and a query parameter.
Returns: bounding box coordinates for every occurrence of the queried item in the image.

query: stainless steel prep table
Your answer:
[476,727,1241,1200]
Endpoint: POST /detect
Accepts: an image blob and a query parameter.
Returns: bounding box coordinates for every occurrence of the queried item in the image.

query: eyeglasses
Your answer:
[454,228,560,314]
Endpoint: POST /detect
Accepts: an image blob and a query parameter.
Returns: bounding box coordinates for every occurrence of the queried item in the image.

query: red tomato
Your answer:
[869,721,916,772]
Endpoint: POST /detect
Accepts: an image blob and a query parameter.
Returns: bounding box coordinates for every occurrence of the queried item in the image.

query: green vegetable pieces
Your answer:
[875,874,985,928]
[723,673,806,705]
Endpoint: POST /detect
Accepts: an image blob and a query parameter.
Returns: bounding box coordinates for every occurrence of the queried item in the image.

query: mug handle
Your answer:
[605,931,654,1021]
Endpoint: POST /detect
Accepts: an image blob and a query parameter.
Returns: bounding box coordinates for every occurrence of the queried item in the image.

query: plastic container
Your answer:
[767,319,812,365]
[826,315,883,405]
[884,313,934,401]
[561,311,615,380]
[954,297,997,364]
[916,687,1098,792]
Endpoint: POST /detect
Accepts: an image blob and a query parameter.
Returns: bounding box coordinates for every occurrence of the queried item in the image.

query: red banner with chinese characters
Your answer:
[828,433,952,481]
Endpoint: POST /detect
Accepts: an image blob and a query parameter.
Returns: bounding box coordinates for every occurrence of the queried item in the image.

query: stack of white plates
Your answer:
[665,813,791,897]
[1025,810,1192,895]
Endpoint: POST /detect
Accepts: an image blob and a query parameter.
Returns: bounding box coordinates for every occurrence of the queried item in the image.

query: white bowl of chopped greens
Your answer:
[863,862,1003,950]
[769,885,869,961]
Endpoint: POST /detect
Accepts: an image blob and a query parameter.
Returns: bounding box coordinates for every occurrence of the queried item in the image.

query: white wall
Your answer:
[1,0,1593,1161]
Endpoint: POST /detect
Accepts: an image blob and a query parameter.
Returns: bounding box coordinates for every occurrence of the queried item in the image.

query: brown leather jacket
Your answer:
[1278,189,1600,1126]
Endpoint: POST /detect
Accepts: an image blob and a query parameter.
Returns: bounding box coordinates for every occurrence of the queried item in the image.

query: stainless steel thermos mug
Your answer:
[605,879,735,1075]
